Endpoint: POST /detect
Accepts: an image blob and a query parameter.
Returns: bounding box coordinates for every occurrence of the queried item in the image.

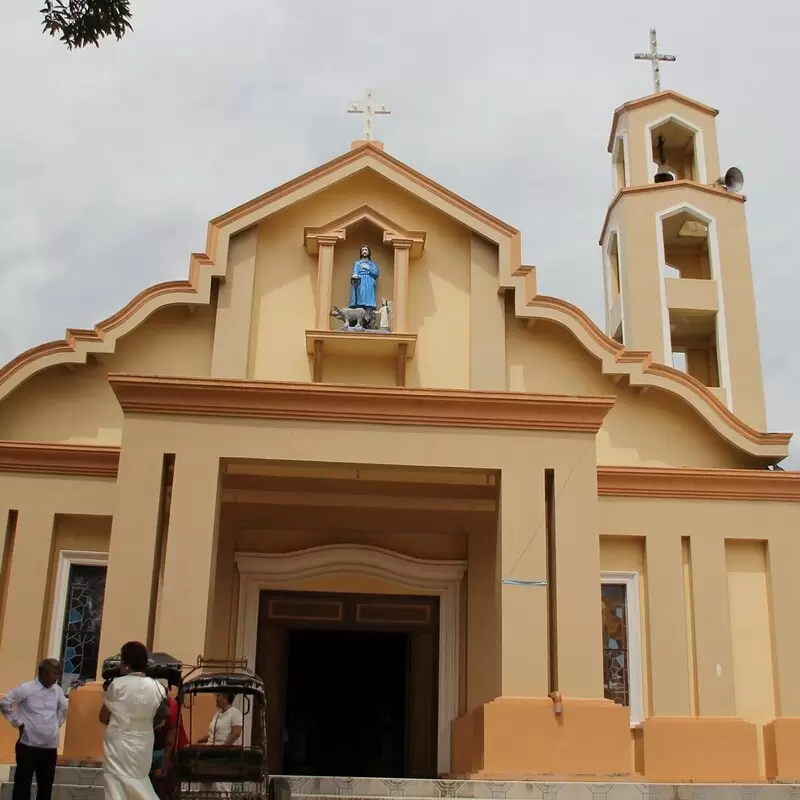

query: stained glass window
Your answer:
[60,563,107,688]
[601,583,629,707]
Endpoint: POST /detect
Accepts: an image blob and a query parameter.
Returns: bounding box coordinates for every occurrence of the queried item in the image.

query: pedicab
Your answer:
[173,657,283,800]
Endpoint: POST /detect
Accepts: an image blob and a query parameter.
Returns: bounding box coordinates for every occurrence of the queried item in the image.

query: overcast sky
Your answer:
[1,1,797,463]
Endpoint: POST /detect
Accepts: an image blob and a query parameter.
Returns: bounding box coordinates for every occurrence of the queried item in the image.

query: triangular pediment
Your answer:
[205,141,522,270]
[304,205,426,259]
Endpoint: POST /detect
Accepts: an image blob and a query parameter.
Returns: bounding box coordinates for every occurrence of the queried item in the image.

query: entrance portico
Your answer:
[93,375,630,778]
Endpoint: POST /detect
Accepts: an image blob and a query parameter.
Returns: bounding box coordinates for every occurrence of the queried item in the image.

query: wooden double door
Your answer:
[254,590,439,778]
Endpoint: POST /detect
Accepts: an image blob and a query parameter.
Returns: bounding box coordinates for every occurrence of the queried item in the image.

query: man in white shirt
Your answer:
[0,659,68,800]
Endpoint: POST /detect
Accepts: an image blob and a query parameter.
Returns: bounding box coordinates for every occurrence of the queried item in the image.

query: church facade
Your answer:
[0,87,799,785]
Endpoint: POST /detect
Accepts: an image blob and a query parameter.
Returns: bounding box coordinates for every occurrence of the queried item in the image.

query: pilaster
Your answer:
[98,436,166,665]
[766,534,800,716]
[0,508,55,687]
[690,534,736,716]
[314,235,343,330]
[469,234,505,390]
[391,239,412,334]
[498,465,548,697]
[553,442,605,697]
[645,533,692,716]
[153,452,222,664]
[211,227,258,378]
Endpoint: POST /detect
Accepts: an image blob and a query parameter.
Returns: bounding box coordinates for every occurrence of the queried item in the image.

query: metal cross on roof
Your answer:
[347,89,391,141]
[634,29,676,94]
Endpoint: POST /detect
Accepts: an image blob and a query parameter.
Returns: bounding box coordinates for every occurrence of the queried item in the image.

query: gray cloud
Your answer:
[1,0,797,463]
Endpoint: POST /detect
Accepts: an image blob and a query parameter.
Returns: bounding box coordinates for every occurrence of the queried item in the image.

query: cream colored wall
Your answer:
[247,170,472,389]
[506,314,753,468]
[0,305,215,444]
[600,497,800,762]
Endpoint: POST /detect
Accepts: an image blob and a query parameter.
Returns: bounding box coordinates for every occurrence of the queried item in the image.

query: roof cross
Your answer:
[347,89,391,141]
[634,29,676,94]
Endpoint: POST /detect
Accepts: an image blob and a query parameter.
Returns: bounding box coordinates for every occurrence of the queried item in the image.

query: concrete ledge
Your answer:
[62,682,105,762]
[450,696,632,779]
[640,717,760,782]
[764,717,800,782]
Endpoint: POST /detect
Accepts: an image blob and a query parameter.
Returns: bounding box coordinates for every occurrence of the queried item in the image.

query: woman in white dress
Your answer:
[99,642,169,800]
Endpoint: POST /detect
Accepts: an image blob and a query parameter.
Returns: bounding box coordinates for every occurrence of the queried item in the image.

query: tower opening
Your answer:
[662,211,711,280]
[650,120,699,183]
[668,311,720,388]
[661,210,721,390]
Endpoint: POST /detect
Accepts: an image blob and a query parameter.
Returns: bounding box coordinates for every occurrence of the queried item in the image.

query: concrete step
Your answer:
[3,770,800,800]
[1,784,102,800]
[8,765,103,785]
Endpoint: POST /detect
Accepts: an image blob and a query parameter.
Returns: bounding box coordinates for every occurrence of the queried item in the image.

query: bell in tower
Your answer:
[653,135,676,183]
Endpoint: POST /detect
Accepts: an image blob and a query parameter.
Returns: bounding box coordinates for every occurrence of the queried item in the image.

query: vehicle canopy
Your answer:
[178,658,265,699]
[100,651,183,689]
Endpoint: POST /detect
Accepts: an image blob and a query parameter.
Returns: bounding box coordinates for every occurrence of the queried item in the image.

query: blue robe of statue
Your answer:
[349,258,379,309]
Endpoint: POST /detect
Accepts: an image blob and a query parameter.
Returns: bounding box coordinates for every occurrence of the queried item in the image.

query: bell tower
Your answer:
[601,36,767,430]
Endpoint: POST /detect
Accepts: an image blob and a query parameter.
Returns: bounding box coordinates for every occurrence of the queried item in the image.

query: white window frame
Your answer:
[601,570,644,727]
[47,550,109,665]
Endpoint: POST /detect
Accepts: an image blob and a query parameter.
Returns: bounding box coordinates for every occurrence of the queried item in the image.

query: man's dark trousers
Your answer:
[13,741,58,800]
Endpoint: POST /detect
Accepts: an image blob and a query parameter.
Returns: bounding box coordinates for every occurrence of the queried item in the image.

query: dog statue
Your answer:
[331,306,374,331]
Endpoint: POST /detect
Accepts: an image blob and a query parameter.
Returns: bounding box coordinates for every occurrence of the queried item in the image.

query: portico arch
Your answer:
[234,543,466,775]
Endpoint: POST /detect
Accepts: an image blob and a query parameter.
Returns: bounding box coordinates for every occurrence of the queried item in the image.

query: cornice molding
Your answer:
[598,465,800,502]
[599,181,745,246]
[607,90,720,152]
[107,374,615,433]
[0,441,120,478]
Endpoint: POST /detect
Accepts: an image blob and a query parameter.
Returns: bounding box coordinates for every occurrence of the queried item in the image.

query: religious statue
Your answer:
[349,245,379,311]
[376,298,392,332]
[330,245,384,333]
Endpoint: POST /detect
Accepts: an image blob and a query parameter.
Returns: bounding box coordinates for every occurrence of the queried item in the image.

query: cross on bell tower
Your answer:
[634,29,676,93]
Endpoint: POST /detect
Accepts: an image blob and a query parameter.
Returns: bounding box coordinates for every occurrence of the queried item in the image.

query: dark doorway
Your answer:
[282,629,408,777]
[255,590,439,778]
